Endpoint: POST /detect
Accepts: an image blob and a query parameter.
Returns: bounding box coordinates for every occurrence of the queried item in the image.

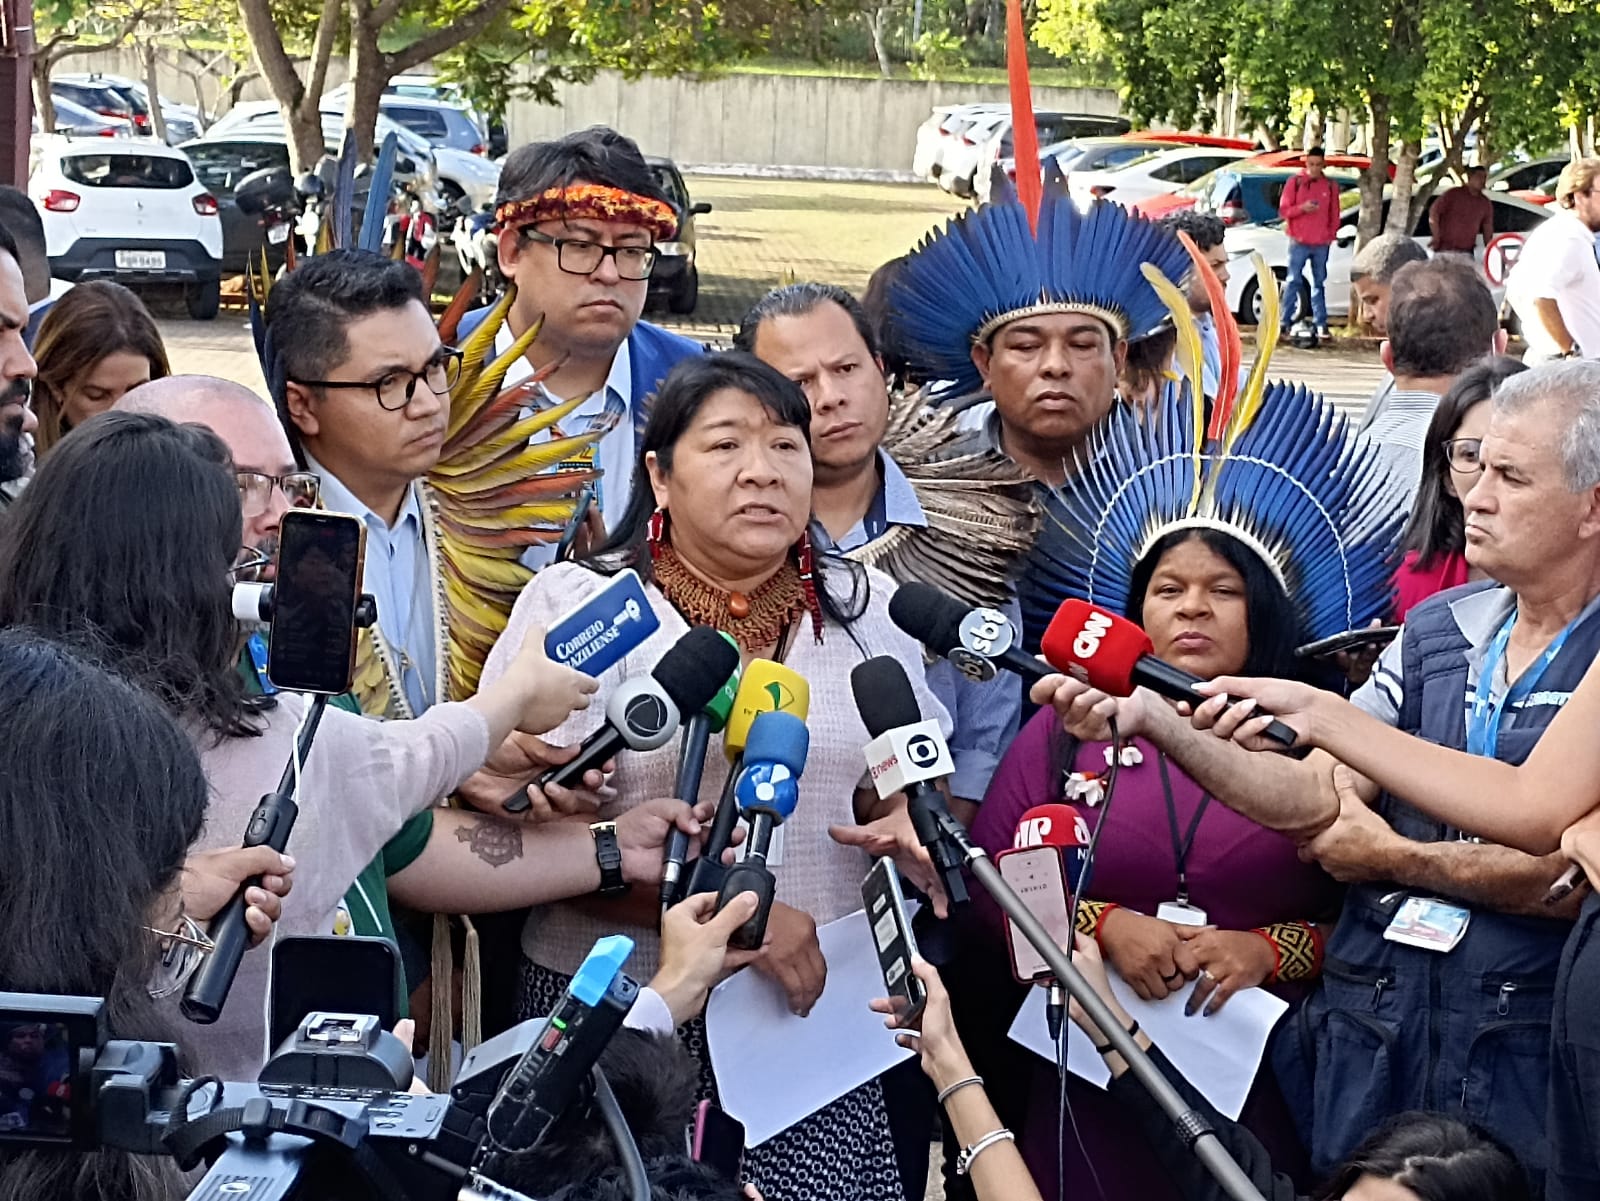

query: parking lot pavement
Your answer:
[156,175,1388,414]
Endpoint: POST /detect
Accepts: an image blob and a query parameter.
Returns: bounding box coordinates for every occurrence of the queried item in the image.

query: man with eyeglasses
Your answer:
[1507,158,1600,365]
[266,248,453,719]
[459,127,702,563]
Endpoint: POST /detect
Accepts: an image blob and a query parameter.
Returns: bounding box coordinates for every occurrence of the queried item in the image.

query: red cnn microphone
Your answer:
[1039,599,1299,749]
[996,803,1090,1040]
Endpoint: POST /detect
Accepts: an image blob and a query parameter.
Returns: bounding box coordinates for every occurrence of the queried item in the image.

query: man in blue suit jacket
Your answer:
[459,127,701,564]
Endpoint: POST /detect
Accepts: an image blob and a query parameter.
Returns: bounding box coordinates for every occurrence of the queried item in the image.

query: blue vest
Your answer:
[456,304,703,444]
[1274,581,1591,1186]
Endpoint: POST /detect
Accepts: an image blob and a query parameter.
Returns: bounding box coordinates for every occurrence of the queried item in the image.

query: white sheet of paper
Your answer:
[1007,971,1289,1120]
[706,907,915,1146]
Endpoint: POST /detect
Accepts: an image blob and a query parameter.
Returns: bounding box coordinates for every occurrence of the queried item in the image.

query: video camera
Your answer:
[0,937,645,1201]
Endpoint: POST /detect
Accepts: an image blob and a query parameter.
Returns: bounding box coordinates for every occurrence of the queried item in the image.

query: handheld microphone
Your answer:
[852,656,970,906]
[691,660,812,898]
[1041,599,1299,749]
[505,625,741,812]
[662,638,741,909]
[715,710,810,948]
[1000,803,1090,1040]
[888,581,1047,686]
[478,935,638,1169]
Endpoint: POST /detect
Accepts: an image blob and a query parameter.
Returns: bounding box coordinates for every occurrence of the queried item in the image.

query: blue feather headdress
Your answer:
[1019,239,1403,644]
[889,181,1193,397]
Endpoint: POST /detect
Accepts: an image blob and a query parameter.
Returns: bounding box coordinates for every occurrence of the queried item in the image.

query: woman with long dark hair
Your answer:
[0,630,207,1201]
[479,352,951,1201]
[0,411,598,1083]
[1393,356,1527,619]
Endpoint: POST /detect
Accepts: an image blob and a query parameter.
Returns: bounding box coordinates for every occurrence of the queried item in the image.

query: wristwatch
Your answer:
[590,821,628,896]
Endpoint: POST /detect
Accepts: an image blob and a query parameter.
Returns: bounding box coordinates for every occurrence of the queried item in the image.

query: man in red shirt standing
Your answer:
[1278,147,1341,341]
[1429,165,1495,256]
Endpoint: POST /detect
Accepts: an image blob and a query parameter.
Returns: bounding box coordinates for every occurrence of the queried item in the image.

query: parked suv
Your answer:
[29,137,223,319]
[645,157,710,315]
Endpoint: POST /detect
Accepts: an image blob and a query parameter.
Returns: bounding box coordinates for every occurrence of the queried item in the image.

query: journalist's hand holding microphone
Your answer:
[651,890,764,1025]
[467,622,598,744]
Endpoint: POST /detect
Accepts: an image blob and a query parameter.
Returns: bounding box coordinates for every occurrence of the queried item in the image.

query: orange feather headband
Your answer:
[495,183,678,241]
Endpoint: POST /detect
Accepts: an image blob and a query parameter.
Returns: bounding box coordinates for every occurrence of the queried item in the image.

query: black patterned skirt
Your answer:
[519,958,906,1201]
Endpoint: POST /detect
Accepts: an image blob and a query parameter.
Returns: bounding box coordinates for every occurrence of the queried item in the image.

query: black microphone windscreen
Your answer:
[887,582,966,656]
[850,655,923,738]
[653,625,742,716]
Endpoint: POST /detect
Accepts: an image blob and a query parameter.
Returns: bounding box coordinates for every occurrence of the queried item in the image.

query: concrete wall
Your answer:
[59,53,1120,173]
[504,72,1122,172]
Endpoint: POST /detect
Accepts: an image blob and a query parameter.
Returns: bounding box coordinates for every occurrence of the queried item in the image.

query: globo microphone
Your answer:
[716,709,810,949]
[1040,599,1299,749]
[888,581,1048,687]
[661,636,741,909]
[853,655,970,906]
[1002,804,1090,1039]
[505,625,741,811]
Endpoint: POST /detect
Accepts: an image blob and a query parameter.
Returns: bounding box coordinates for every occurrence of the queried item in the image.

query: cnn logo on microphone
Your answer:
[1073,609,1114,660]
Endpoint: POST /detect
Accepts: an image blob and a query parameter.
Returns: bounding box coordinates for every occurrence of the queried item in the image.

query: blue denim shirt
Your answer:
[823,450,1021,801]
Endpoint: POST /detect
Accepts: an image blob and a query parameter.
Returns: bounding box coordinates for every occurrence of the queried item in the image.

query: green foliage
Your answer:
[910,29,966,79]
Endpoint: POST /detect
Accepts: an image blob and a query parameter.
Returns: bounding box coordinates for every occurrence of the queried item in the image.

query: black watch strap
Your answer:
[591,821,628,896]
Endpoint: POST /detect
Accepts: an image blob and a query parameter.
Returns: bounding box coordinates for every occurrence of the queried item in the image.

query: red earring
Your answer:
[795,526,824,644]
[648,507,667,562]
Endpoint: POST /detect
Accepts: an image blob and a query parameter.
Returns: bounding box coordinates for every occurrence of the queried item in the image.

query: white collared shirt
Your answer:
[306,455,436,715]
[495,321,635,570]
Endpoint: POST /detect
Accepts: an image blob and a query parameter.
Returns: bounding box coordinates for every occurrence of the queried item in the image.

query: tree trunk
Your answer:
[1386,139,1421,236]
[345,17,386,162]
[1354,94,1390,252]
[143,45,168,143]
[238,0,342,174]
[32,60,55,133]
[868,7,892,79]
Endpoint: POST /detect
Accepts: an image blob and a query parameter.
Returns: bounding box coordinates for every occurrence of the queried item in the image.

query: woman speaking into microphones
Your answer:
[478,353,950,1201]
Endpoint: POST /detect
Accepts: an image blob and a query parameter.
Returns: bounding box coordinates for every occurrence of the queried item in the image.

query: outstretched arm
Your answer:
[1195,651,1600,854]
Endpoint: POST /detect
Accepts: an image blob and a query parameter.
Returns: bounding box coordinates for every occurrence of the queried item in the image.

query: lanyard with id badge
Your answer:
[1155,755,1212,927]
[1384,609,1578,953]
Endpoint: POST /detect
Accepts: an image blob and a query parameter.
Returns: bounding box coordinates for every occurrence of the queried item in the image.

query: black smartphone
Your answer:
[861,857,927,1026]
[266,510,366,694]
[688,1099,746,1182]
[554,483,597,564]
[268,935,400,1052]
[1295,625,1402,660]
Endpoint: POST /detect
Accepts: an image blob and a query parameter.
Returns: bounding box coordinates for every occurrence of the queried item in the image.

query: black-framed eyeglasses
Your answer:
[1443,437,1484,474]
[520,228,658,280]
[291,347,464,412]
[236,470,319,518]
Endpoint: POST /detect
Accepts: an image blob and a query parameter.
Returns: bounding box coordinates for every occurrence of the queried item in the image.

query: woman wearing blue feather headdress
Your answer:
[952,235,1404,1201]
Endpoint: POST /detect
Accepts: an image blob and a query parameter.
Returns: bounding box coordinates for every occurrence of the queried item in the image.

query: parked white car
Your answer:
[28,136,223,319]
[938,109,1010,197]
[913,103,1005,185]
[1221,191,1549,324]
[1067,145,1254,210]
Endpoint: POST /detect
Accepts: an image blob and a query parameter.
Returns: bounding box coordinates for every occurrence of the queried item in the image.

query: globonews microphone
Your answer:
[888,581,1047,686]
[997,804,1090,1039]
[662,636,741,909]
[506,625,741,812]
[694,660,812,893]
[1040,599,1299,749]
[852,655,969,906]
[716,710,810,949]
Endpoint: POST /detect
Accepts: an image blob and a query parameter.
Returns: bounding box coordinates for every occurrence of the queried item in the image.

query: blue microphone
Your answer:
[715,711,809,949]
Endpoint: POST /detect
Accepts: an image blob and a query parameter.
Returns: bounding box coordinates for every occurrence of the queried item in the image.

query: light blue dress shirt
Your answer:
[308,457,437,716]
[1197,312,1222,400]
[824,450,1023,802]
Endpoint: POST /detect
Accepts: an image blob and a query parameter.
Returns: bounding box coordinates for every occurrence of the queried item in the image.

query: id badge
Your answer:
[1157,900,1209,927]
[1383,896,1471,952]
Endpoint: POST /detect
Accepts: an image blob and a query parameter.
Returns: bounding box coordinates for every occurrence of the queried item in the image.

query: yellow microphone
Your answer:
[693,660,810,888]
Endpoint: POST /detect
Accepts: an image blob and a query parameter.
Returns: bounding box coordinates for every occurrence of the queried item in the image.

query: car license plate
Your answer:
[267,223,291,245]
[115,250,166,270]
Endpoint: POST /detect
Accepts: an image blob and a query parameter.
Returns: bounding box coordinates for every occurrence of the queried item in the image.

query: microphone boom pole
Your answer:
[933,803,1266,1201]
